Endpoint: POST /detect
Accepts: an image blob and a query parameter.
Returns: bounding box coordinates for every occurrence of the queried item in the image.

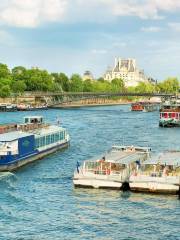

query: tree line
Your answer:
[0,63,179,98]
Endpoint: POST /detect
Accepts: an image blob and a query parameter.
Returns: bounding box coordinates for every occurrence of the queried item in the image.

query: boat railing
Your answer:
[81,167,128,178]
[111,145,151,153]
[132,171,180,181]
[18,123,49,132]
[0,124,18,134]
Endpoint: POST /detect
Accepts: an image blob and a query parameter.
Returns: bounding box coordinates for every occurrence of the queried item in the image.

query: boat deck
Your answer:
[145,151,180,166]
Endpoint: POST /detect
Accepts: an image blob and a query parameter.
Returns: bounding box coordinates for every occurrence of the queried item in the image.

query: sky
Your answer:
[0,0,180,80]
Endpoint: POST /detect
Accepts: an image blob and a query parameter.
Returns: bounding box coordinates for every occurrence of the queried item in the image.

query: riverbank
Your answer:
[50,97,161,109]
[51,101,131,108]
[0,96,161,109]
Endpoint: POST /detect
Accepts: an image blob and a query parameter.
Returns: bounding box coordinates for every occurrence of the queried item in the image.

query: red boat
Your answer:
[131,102,144,111]
[131,102,159,112]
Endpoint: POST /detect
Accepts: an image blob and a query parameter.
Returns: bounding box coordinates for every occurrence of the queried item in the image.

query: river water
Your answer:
[0,105,180,240]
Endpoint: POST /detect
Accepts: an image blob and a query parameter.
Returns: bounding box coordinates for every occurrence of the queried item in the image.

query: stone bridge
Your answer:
[22,91,174,107]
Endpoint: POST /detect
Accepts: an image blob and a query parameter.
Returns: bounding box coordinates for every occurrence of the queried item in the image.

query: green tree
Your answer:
[51,72,69,91]
[12,66,27,81]
[25,68,54,91]
[111,78,125,92]
[157,78,179,93]
[11,80,26,94]
[69,74,83,92]
[135,82,155,93]
[97,77,105,82]
[0,63,11,79]
[0,85,11,98]
[83,79,93,92]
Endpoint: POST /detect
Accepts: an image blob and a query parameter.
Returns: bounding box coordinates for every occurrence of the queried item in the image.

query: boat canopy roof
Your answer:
[105,151,147,164]
[112,145,151,153]
[0,131,33,142]
[145,151,180,166]
[85,145,150,165]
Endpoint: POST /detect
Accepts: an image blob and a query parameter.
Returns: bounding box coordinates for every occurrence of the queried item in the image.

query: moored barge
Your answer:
[17,104,48,111]
[73,146,151,190]
[159,101,180,127]
[0,104,17,112]
[0,116,70,171]
[131,102,159,112]
[129,151,180,195]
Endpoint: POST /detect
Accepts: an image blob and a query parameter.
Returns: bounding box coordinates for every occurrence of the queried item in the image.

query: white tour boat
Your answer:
[129,151,180,194]
[73,146,151,190]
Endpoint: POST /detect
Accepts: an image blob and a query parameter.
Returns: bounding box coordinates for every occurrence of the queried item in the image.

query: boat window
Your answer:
[164,113,168,118]
[168,113,171,118]
[171,112,175,118]
[25,118,29,123]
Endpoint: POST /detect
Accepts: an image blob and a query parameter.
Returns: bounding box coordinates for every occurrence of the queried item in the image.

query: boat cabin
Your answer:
[0,131,35,164]
[129,151,180,194]
[141,152,180,177]
[78,146,151,177]
[160,112,180,120]
[24,116,44,124]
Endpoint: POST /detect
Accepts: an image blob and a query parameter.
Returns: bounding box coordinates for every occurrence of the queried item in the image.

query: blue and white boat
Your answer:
[0,116,70,171]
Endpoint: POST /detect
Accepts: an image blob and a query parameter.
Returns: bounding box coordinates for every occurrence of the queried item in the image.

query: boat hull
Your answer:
[0,141,69,172]
[73,178,123,189]
[130,176,180,194]
[159,119,180,127]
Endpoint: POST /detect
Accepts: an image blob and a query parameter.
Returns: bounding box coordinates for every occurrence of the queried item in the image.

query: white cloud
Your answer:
[91,49,107,54]
[90,0,180,20]
[141,26,162,32]
[168,22,180,32]
[116,0,180,19]
[1,0,180,28]
[0,0,68,28]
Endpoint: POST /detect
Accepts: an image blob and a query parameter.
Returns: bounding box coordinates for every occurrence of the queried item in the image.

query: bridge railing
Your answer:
[21,91,174,97]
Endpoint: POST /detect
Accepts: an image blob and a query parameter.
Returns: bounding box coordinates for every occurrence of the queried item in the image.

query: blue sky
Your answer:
[0,0,180,80]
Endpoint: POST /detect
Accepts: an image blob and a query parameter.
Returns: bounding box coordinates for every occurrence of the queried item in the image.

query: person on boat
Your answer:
[99,156,105,162]
[163,166,169,176]
[135,160,141,171]
[76,161,80,174]
[56,116,61,125]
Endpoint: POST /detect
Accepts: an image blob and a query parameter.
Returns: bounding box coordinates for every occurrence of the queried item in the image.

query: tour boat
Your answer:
[129,151,180,195]
[17,104,48,111]
[73,146,151,190]
[131,102,158,112]
[131,102,144,111]
[0,104,17,112]
[0,116,70,171]
[159,102,180,127]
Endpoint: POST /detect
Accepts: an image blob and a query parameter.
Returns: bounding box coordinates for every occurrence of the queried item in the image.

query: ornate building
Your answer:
[104,58,149,87]
[83,71,94,81]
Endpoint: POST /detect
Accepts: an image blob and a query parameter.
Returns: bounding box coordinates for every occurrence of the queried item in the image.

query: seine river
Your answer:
[0,105,180,240]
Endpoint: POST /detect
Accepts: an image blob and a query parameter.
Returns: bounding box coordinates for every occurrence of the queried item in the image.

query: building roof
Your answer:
[0,131,33,142]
